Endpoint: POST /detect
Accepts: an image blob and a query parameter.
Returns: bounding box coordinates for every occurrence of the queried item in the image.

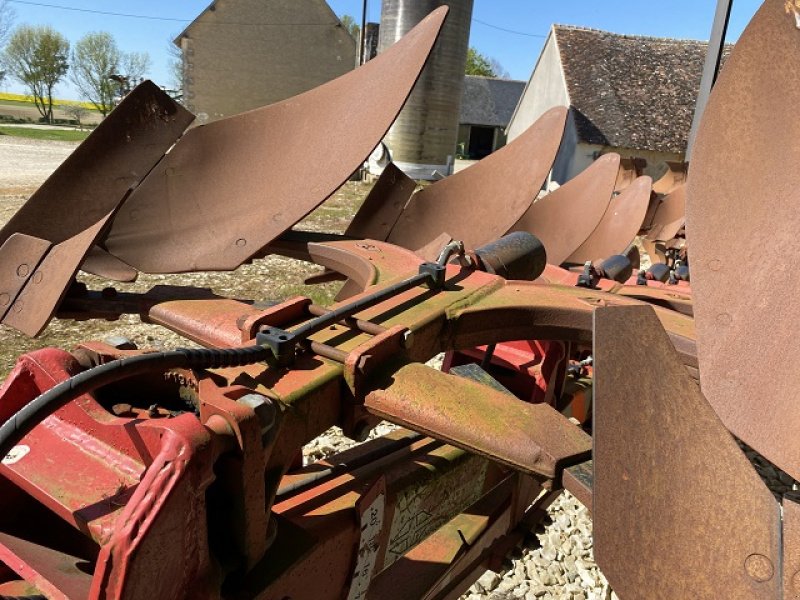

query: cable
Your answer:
[471,17,547,39]
[0,345,269,459]
[6,0,191,22]
[6,0,340,26]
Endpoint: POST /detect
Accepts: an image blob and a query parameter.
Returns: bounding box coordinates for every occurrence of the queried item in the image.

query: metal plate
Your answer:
[0,233,51,321]
[0,81,192,249]
[105,8,448,273]
[366,363,591,479]
[686,0,800,481]
[81,246,138,282]
[386,106,567,254]
[0,82,192,335]
[566,176,651,264]
[645,184,685,242]
[3,211,118,336]
[509,154,618,266]
[593,305,780,599]
[652,160,687,195]
[345,162,416,241]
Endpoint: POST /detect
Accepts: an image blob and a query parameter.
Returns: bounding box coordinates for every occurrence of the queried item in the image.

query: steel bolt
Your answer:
[402,330,414,349]
[744,553,774,582]
[239,393,277,435]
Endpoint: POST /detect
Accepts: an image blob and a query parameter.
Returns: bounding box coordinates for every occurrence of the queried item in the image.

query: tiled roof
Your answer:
[554,25,731,153]
[460,75,526,128]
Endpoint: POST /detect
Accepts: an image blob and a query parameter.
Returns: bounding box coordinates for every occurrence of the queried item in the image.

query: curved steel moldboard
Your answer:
[509,154,619,266]
[686,0,800,481]
[566,176,651,264]
[593,305,779,600]
[0,81,192,336]
[81,246,138,282]
[645,184,686,243]
[386,106,568,256]
[651,160,687,196]
[345,162,416,241]
[104,7,449,274]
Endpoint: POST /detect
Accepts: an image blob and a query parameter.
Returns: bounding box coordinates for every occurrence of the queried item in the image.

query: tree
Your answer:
[167,39,182,92]
[489,57,511,79]
[4,25,69,123]
[0,0,15,47]
[465,47,496,77]
[0,0,16,86]
[63,103,88,129]
[70,32,120,116]
[340,14,360,42]
[120,51,150,86]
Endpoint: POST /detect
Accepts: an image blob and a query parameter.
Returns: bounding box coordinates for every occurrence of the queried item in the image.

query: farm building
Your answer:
[456,75,525,160]
[507,25,729,182]
[175,0,356,122]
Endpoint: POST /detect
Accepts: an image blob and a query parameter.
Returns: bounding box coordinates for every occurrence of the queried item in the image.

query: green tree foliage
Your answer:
[120,51,150,85]
[465,46,496,77]
[70,32,120,116]
[4,25,69,123]
[0,0,15,47]
[340,14,360,42]
[0,1,15,86]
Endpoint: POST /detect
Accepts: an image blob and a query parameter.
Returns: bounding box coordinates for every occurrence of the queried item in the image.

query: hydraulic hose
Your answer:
[0,345,269,459]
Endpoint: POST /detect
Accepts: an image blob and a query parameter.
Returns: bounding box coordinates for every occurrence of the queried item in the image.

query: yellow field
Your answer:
[0,92,97,110]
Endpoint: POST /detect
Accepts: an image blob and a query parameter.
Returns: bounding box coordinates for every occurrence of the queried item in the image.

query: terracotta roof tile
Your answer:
[554,25,731,153]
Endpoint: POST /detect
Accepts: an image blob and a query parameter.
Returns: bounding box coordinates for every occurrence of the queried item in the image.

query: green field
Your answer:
[0,126,90,142]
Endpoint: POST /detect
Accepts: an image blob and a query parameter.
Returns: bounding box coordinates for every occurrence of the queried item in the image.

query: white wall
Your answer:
[506,31,569,142]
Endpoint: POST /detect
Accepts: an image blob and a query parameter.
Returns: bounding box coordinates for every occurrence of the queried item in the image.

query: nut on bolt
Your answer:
[238,393,277,435]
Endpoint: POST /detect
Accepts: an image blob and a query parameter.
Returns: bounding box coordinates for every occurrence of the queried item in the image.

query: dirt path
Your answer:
[0,134,77,196]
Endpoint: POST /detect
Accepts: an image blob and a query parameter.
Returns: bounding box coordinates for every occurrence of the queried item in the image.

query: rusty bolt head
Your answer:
[402,330,414,349]
[744,553,774,582]
[239,393,277,434]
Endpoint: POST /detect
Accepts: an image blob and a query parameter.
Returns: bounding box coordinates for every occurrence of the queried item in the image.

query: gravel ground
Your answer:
[0,134,77,195]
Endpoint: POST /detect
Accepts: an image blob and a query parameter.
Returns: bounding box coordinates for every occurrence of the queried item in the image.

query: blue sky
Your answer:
[1,0,763,99]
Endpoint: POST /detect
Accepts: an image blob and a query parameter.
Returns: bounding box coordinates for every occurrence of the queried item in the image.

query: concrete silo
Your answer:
[378,0,474,179]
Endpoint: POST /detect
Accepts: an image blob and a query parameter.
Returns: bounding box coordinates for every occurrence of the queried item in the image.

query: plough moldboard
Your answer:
[0,1,796,598]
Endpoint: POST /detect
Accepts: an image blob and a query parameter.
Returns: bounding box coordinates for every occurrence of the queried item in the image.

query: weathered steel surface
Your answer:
[81,246,138,282]
[365,363,591,478]
[645,184,686,243]
[0,81,192,335]
[3,211,117,336]
[686,0,800,481]
[105,8,448,273]
[0,81,192,250]
[346,163,416,241]
[783,498,800,599]
[651,160,687,195]
[0,233,51,321]
[613,157,644,192]
[593,305,780,600]
[386,106,567,255]
[566,176,651,264]
[509,154,618,266]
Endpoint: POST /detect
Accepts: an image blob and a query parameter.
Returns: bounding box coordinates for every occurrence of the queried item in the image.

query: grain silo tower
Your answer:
[378,0,474,179]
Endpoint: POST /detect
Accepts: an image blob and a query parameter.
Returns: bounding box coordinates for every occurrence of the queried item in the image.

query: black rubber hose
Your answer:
[0,345,269,459]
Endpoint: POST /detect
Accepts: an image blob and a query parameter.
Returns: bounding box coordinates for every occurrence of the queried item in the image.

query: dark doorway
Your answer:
[468,126,495,159]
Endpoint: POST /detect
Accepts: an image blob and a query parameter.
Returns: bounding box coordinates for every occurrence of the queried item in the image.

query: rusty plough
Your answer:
[0,1,796,598]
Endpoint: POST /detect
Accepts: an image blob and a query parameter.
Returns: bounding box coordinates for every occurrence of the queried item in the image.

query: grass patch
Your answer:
[0,126,89,142]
